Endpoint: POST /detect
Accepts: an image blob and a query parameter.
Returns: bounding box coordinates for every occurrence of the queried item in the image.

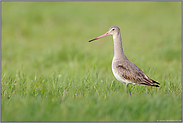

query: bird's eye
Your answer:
[112,28,115,31]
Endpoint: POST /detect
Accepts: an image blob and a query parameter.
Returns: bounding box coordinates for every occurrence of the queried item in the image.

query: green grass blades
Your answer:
[1,1,182,122]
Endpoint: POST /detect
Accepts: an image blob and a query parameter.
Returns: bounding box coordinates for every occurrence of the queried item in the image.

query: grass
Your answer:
[1,1,182,122]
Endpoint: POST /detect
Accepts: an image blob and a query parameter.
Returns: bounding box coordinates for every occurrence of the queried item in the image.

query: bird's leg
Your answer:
[127,86,128,97]
[129,88,131,96]
[126,84,131,97]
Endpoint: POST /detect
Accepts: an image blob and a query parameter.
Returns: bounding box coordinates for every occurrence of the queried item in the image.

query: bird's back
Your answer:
[112,57,160,87]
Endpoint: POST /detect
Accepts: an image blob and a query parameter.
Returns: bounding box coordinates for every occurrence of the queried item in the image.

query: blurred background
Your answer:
[2,2,181,73]
[1,1,182,122]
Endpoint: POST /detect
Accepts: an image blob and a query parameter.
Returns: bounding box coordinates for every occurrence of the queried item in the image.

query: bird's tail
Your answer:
[152,80,160,87]
[141,80,160,87]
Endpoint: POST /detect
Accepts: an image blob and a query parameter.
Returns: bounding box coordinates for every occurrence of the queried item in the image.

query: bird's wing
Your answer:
[116,61,160,87]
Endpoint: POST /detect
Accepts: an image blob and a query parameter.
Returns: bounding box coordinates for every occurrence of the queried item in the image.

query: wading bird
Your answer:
[89,26,160,96]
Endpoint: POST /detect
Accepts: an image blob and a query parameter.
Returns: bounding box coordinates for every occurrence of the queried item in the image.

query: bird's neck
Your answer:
[113,33,127,60]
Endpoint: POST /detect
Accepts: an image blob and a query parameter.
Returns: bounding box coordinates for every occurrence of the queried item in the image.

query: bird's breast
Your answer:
[112,58,135,85]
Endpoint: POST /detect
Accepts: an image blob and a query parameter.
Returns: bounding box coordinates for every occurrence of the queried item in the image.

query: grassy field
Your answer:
[1,1,182,122]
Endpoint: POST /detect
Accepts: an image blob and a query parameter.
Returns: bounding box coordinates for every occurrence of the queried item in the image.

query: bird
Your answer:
[89,26,160,96]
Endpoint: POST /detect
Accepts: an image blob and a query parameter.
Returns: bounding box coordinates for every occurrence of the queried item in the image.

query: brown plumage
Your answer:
[112,55,160,87]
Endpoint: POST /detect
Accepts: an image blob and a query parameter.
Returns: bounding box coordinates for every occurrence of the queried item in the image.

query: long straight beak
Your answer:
[89,31,110,42]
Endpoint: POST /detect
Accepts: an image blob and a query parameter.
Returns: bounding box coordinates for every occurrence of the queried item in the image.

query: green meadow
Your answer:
[1,1,182,122]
